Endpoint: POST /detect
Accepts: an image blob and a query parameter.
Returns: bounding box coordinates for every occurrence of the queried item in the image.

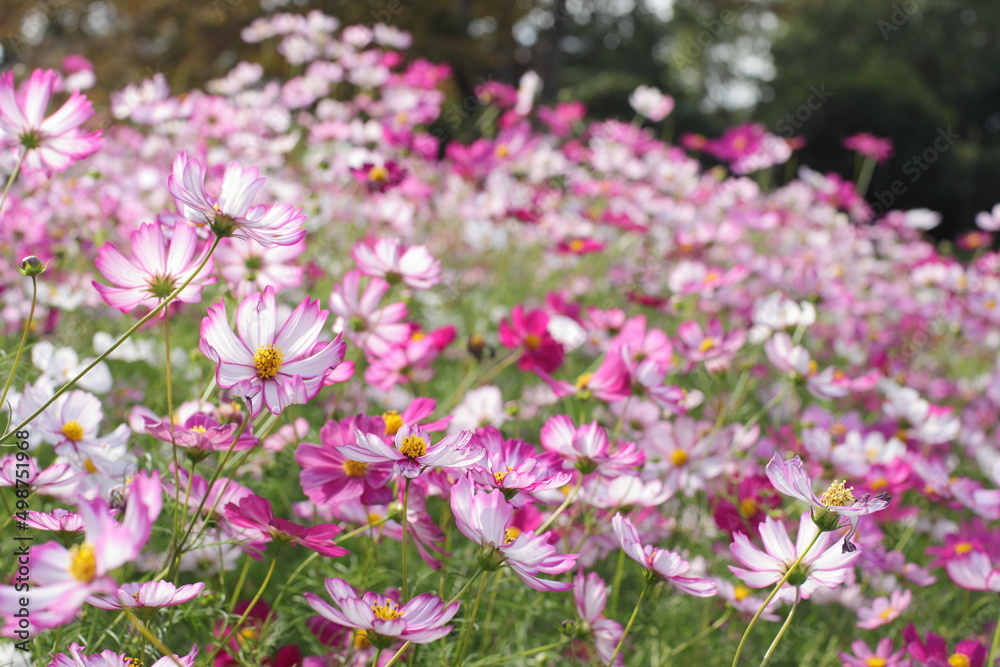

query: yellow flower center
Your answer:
[830,423,847,436]
[125,658,144,667]
[69,543,97,582]
[83,458,98,474]
[494,470,508,484]
[524,334,541,350]
[865,659,887,667]
[371,601,401,621]
[411,330,426,341]
[880,608,893,620]
[367,512,382,524]
[368,165,389,182]
[705,270,722,284]
[948,655,971,667]
[575,373,593,389]
[670,450,689,466]
[253,344,284,379]
[739,498,758,518]
[807,360,819,376]
[495,143,509,158]
[504,527,521,545]
[354,629,371,649]
[569,239,585,252]
[190,425,208,433]
[955,542,973,554]
[382,410,404,436]
[871,477,888,491]
[734,585,751,601]
[819,480,857,507]
[399,435,428,458]
[699,338,717,353]
[61,420,85,442]
[343,459,368,477]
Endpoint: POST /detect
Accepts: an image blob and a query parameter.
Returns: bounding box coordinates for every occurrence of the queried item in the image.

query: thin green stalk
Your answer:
[666,608,734,658]
[855,155,876,197]
[401,477,412,602]
[1,236,221,443]
[987,596,1000,667]
[453,570,489,667]
[204,554,279,666]
[163,316,184,550]
[0,274,37,418]
[370,649,383,667]
[731,530,821,667]
[0,149,26,216]
[537,477,582,534]
[124,609,185,667]
[760,589,800,667]
[610,548,627,619]
[608,579,652,666]
[227,556,253,614]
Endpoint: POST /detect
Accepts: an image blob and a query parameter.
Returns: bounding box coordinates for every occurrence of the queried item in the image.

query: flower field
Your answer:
[2,11,1000,667]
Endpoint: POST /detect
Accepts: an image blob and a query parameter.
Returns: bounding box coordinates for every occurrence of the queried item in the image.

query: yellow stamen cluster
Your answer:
[371,600,402,621]
[575,373,593,390]
[83,458,98,474]
[739,498,758,518]
[494,470,508,484]
[190,425,208,433]
[125,658,143,667]
[524,333,541,350]
[69,543,97,582]
[253,344,284,379]
[733,585,751,601]
[865,658,887,667]
[399,435,428,459]
[954,542,973,555]
[670,450,689,467]
[382,410,404,435]
[343,460,368,477]
[819,480,857,507]
[698,338,717,353]
[504,527,521,545]
[947,655,971,667]
[61,420,85,442]
[368,165,389,182]
[569,239,586,252]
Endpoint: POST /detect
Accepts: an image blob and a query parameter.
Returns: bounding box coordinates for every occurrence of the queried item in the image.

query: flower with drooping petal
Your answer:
[728,513,859,601]
[199,286,346,416]
[86,580,205,612]
[47,643,198,667]
[611,513,716,597]
[450,476,577,591]
[352,236,440,289]
[93,221,216,317]
[765,452,891,552]
[305,578,459,649]
[338,423,481,479]
[224,494,349,559]
[0,69,102,173]
[168,151,306,247]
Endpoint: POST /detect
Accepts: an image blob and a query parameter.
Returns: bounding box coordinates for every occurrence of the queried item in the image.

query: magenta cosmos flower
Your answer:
[168,151,306,247]
[498,305,565,373]
[224,493,348,559]
[611,514,717,597]
[199,286,346,417]
[339,423,481,479]
[729,513,859,601]
[48,643,197,667]
[766,453,890,553]
[305,577,459,649]
[93,221,216,317]
[903,623,986,667]
[86,580,204,613]
[0,68,101,173]
[450,477,577,591]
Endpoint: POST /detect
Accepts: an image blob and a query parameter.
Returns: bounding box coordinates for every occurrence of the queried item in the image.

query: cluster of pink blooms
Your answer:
[1,8,1000,666]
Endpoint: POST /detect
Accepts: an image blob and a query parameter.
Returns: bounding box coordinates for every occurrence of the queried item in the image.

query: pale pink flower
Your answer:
[540,415,643,478]
[93,221,216,317]
[168,151,306,247]
[352,237,440,289]
[338,423,480,479]
[329,269,410,356]
[86,581,205,611]
[839,638,911,667]
[0,68,101,173]
[611,514,716,597]
[855,589,911,629]
[215,236,305,298]
[628,85,674,122]
[945,552,1000,592]
[572,571,624,666]
[47,643,197,667]
[199,286,346,416]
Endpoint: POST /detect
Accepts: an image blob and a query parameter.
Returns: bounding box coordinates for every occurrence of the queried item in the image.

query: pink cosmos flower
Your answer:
[199,286,347,416]
[903,623,986,667]
[352,237,440,289]
[215,236,305,298]
[349,160,407,193]
[143,411,256,456]
[728,513,859,601]
[296,415,395,507]
[450,477,577,591]
[855,588,912,629]
[93,221,216,317]
[364,326,456,391]
[765,453,891,552]
[0,68,102,173]
[48,643,197,667]
[571,571,624,666]
[329,269,410,356]
[844,132,894,163]
[498,305,566,373]
[611,514,717,597]
[540,415,643,478]
[0,456,80,498]
[839,639,911,667]
[675,318,746,372]
[945,552,1000,592]
[305,578,459,648]
[86,580,205,611]
[628,85,674,122]
[24,508,86,533]
[224,494,349,559]
[339,423,481,479]
[168,151,307,247]
[466,427,572,507]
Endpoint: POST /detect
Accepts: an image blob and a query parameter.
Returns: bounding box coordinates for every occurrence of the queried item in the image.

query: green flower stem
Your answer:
[204,554,279,666]
[453,569,490,667]
[855,155,876,197]
[760,589,800,667]
[124,608,185,667]
[370,649,383,667]
[537,477,582,534]
[731,530,821,667]
[0,149,26,216]
[987,595,1000,667]
[610,547,627,618]
[1,236,221,444]
[163,316,184,548]
[227,556,253,615]
[401,476,412,602]
[665,607,734,658]
[608,578,653,666]
[0,274,37,419]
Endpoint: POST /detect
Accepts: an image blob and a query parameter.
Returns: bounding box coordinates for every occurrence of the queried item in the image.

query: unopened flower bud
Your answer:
[17,255,46,277]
